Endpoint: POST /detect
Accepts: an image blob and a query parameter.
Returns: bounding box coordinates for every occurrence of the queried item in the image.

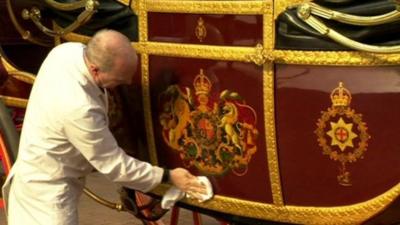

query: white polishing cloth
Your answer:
[161,176,213,209]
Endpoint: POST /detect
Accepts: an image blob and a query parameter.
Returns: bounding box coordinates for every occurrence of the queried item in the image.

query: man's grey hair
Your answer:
[85,29,131,72]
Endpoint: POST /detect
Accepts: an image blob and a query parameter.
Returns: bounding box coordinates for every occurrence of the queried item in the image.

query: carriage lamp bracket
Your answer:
[20,0,99,38]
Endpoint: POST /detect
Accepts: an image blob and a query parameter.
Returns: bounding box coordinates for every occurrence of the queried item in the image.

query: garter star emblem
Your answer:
[159,69,258,175]
[315,82,370,186]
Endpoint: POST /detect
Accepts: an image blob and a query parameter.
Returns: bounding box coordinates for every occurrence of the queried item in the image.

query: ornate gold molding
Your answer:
[152,182,400,224]
[135,44,400,66]
[135,42,255,62]
[247,44,274,65]
[263,65,280,205]
[141,54,158,165]
[274,0,312,19]
[264,4,274,50]
[0,96,28,108]
[138,0,148,42]
[263,62,283,205]
[145,0,270,14]
[273,50,400,66]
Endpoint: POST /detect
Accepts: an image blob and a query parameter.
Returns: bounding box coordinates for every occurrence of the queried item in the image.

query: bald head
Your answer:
[85,29,138,88]
[86,29,137,72]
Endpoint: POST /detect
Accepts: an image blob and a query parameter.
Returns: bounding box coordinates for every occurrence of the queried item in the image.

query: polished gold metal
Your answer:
[274,0,312,19]
[247,44,274,66]
[0,56,34,108]
[195,17,207,42]
[273,50,400,65]
[1,57,36,84]
[141,54,158,165]
[302,2,400,26]
[135,42,255,62]
[5,0,51,46]
[263,62,283,206]
[22,0,99,38]
[44,0,87,10]
[83,187,124,211]
[264,3,274,50]
[60,30,91,44]
[135,44,400,67]
[138,0,148,41]
[295,3,400,53]
[145,0,270,14]
[0,96,28,108]
[8,72,35,85]
[151,182,400,224]
[262,1,283,206]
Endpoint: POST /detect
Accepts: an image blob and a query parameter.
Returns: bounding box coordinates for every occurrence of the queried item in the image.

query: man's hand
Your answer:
[169,168,207,196]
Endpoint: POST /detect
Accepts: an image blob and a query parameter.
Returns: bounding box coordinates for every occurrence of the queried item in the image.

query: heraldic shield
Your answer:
[315,82,371,186]
[159,69,258,176]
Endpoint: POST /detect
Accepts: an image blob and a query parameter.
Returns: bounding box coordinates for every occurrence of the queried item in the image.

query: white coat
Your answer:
[2,42,163,225]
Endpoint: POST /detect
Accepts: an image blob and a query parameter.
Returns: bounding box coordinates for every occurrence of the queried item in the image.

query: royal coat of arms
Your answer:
[315,82,370,186]
[159,69,259,175]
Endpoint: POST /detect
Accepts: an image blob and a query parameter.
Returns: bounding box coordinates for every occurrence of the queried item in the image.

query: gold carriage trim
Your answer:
[274,50,400,66]
[134,42,256,62]
[134,43,400,66]
[151,181,400,224]
[263,62,283,205]
[144,0,270,14]
[315,82,370,186]
[140,54,159,165]
[274,0,312,19]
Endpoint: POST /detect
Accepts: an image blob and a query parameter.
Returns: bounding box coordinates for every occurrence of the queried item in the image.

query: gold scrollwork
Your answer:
[263,62,283,205]
[135,45,400,67]
[274,50,400,66]
[151,181,400,224]
[138,0,148,42]
[274,0,312,19]
[135,42,255,62]
[247,44,274,66]
[145,0,270,14]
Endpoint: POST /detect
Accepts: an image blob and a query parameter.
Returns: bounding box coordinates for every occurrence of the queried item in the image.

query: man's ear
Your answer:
[89,65,102,84]
[89,64,99,76]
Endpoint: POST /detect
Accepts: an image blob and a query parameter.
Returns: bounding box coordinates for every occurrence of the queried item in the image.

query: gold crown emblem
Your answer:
[193,69,211,95]
[330,82,352,107]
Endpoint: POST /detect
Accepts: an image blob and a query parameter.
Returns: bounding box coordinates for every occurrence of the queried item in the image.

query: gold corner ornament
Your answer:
[247,44,274,66]
[159,69,259,175]
[315,82,370,186]
[195,17,207,42]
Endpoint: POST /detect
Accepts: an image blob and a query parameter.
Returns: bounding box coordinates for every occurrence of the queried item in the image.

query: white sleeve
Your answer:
[64,105,163,192]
